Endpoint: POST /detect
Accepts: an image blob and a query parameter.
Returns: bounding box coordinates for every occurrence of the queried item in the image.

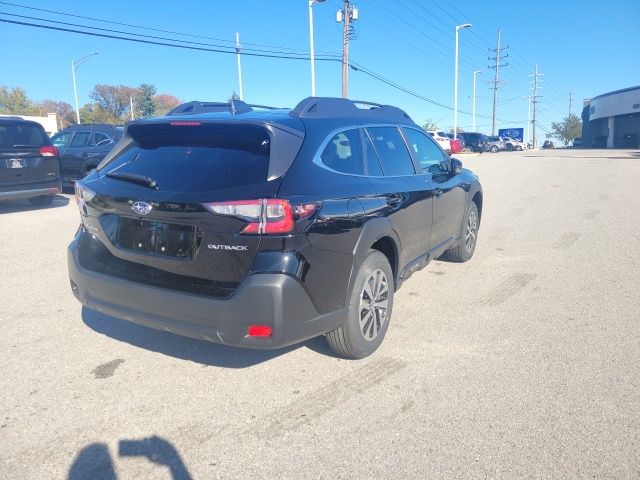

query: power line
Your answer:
[0,0,339,55]
[0,9,526,125]
[349,61,522,123]
[0,16,342,62]
[0,11,334,56]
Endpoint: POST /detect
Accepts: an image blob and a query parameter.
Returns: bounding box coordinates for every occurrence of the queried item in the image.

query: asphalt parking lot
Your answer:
[1,148,639,479]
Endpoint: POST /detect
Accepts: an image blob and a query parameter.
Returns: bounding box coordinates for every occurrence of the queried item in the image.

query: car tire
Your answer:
[28,195,55,206]
[83,165,97,177]
[505,144,513,151]
[515,145,523,151]
[326,250,394,359]
[442,202,479,263]
[490,145,499,153]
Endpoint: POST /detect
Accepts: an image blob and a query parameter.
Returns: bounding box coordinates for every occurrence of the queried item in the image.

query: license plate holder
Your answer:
[6,159,26,169]
[117,217,195,259]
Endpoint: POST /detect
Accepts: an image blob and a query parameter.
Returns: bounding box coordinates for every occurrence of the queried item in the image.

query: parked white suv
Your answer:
[501,136,526,151]
[426,130,451,153]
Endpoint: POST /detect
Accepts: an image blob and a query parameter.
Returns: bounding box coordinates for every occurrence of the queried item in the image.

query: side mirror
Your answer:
[450,158,463,174]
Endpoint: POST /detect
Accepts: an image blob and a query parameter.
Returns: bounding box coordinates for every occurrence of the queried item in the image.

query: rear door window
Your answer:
[91,132,112,147]
[69,132,91,148]
[99,123,272,192]
[320,129,364,175]
[0,122,48,149]
[365,127,415,176]
[52,132,72,148]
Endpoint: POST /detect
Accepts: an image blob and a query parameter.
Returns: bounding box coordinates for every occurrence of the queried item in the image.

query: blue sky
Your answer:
[1,0,639,137]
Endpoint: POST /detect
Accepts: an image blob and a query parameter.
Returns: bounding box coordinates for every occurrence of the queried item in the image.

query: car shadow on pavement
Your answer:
[68,436,192,480]
[82,307,303,368]
[0,194,69,214]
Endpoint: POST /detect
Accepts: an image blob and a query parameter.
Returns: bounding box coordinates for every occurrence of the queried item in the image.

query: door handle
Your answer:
[433,189,443,198]
[386,194,402,206]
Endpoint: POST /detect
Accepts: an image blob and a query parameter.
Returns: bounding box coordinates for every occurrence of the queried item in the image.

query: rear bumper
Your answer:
[0,179,62,200]
[68,239,345,349]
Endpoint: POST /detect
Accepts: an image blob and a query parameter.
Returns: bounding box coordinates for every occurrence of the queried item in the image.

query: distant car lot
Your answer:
[2,148,639,478]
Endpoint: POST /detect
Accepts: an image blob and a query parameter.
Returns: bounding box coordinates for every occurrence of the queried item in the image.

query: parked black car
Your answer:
[68,97,483,358]
[0,117,62,205]
[621,133,639,149]
[458,132,489,152]
[52,124,123,183]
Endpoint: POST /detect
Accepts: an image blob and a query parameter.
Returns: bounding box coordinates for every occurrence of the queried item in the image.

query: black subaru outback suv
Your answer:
[68,97,482,358]
[0,117,62,205]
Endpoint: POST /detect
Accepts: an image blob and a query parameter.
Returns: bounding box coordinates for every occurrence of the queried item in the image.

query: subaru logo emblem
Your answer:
[131,201,152,216]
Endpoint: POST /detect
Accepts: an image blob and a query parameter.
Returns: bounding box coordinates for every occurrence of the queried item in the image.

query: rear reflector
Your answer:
[39,146,59,157]
[248,325,272,337]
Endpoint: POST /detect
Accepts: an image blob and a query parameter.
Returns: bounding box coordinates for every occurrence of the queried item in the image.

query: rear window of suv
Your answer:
[98,123,272,192]
[0,122,48,149]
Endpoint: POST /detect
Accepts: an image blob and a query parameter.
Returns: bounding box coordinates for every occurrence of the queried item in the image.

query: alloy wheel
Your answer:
[465,209,478,253]
[359,269,389,341]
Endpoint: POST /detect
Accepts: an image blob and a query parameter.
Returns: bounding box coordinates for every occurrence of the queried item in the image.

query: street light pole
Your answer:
[235,32,244,100]
[472,70,482,132]
[71,52,99,124]
[454,24,472,140]
[308,1,326,96]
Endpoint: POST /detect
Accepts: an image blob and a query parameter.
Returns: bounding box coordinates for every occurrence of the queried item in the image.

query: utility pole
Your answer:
[529,63,543,148]
[337,1,358,98]
[235,32,244,100]
[523,95,531,145]
[341,1,350,98]
[568,90,573,117]
[129,96,135,120]
[487,30,508,135]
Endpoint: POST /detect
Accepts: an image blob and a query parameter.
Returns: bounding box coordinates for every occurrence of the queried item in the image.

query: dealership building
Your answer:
[582,85,640,148]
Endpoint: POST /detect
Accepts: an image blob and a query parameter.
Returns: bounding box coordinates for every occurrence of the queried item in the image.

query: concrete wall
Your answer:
[19,113,59,135]
[589,86,640,121]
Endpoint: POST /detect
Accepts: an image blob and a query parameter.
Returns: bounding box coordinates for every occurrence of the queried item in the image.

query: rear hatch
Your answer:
[78,119,303,295]
[0,121,59,187]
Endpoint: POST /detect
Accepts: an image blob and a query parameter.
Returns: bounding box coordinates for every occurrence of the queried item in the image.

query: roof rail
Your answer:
[67,123,120,128]
[167,100,281,116]
[290,97,413,122]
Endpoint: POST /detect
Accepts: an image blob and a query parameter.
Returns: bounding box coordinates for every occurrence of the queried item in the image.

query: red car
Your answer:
[449,138,463,154]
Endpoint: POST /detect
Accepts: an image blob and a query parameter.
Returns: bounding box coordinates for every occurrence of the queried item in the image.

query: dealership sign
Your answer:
[498,128,524,142]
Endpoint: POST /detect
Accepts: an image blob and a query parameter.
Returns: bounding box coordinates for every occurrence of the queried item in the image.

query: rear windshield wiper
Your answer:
[105,171,158,189]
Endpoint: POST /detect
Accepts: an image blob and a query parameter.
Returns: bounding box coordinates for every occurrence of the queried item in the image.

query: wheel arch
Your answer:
[349,217,401,293]
[472,190,483,224]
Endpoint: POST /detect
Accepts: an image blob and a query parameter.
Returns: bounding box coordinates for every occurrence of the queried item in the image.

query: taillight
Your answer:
[202,199,319,235]
[39,146,59,157]
[75,181,96,205]
[169,121,202,126]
